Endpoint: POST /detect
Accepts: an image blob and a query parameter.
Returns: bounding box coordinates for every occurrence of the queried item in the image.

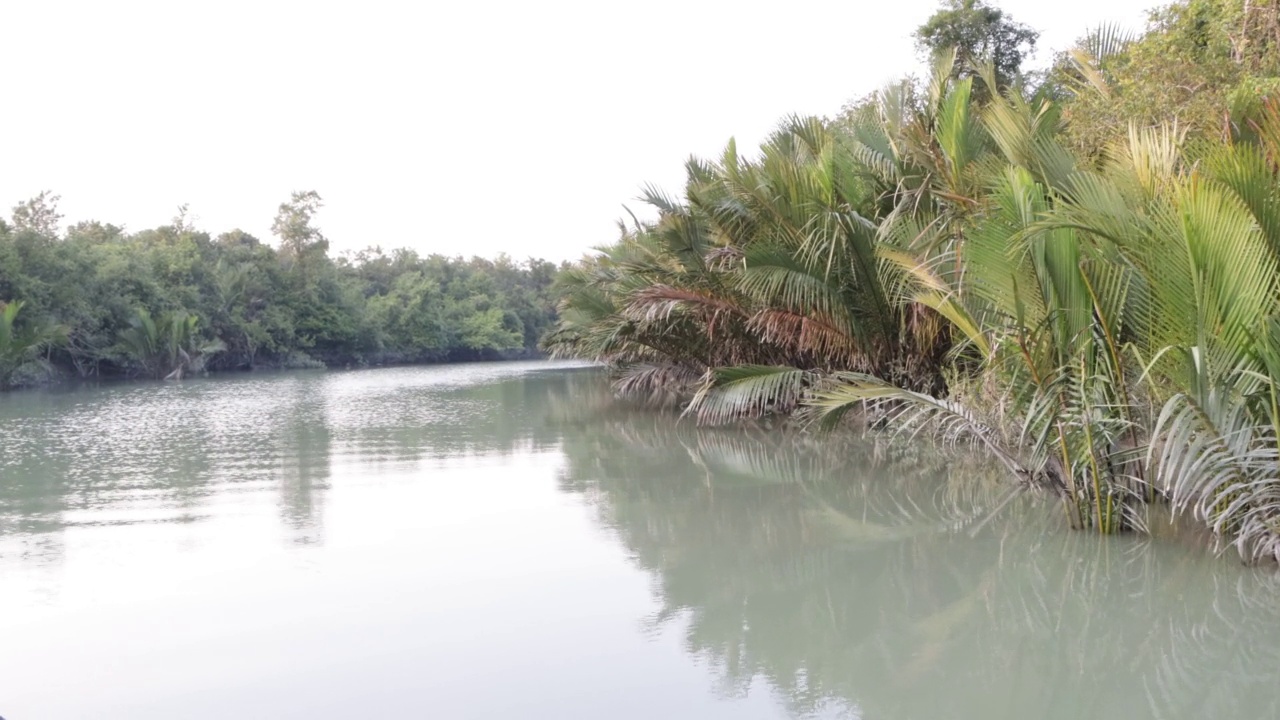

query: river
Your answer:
[1,361,1278,719]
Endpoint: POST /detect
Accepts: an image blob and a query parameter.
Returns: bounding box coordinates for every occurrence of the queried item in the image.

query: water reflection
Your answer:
[0,362,583,555]
[551,379,1280,720]
[2,364,1279,719]
[276,377,331,545]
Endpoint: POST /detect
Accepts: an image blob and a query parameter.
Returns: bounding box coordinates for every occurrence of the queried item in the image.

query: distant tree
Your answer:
[66,220,127,245]
[0,190,560,384]
[215,229,264,248]
[171,203,196,233]
[271,191,328,258]
[915,0,1038,91]
[11,190,64,238]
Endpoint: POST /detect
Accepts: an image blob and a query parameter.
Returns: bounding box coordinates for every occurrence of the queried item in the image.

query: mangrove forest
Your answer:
[7,1,1280,717]
[546,0,1280,562]
[0,191,564,385]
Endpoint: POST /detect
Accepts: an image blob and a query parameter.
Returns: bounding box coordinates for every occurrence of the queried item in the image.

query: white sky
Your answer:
[2,0,1156,262]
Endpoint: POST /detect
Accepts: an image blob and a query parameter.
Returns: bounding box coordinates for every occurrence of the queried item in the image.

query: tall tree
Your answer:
[10,190,64,238]
[915,0,1038,91]
[271,190,328,259]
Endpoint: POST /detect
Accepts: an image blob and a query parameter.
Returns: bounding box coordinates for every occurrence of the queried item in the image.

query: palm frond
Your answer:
[808,372,1029,480]
[684,365,815,426]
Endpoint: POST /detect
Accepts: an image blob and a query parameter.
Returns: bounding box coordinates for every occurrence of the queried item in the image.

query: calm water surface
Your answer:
[1,362,1278,719]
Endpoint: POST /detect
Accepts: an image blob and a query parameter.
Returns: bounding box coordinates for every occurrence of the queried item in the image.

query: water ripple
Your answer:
[0,360,592,539]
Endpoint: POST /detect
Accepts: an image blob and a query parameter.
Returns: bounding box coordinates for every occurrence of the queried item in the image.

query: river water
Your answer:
[1,361,1278,719]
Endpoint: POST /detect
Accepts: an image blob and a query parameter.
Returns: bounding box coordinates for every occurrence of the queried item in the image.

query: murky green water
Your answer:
[1,362,1278,719]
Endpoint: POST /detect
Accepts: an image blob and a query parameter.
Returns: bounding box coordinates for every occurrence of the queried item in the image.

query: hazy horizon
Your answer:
[2,0,1155,262]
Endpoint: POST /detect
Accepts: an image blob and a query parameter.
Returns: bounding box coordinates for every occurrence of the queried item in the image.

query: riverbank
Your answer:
[0,349,554,392]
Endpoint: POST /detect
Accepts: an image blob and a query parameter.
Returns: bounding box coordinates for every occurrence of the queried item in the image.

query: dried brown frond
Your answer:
[746,308,867,371]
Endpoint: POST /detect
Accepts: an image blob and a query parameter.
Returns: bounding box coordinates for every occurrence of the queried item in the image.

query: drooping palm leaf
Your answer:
[685,365,816,426]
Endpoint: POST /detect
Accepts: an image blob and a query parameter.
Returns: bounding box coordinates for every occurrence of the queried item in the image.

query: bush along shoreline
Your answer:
[545,0,1280,563]
[0,191,566,389]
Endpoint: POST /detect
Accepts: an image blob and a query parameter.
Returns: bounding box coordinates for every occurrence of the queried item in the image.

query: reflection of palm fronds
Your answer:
[552,375,1280,719]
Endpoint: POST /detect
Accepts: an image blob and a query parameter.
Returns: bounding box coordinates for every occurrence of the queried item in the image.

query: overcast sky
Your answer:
[2,0,1156,262]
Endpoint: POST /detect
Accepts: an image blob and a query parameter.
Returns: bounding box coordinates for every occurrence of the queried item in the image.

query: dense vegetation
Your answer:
[0,191,562,385]
[547,0,1280,561]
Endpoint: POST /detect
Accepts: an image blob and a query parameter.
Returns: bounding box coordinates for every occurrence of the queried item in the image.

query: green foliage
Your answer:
[272,190,329,261]
[0,300,63,387]
[0,191,562,383]
[116,308,226,379]
[915,0,1038,91]
[1056,0,1280,157]
[552,0,1280,562]
[10,191,63,238]
[546,115,948,401]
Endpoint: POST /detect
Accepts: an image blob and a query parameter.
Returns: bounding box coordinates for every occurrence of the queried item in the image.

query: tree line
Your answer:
[0,190,564,386]
[546,0,1280,561]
